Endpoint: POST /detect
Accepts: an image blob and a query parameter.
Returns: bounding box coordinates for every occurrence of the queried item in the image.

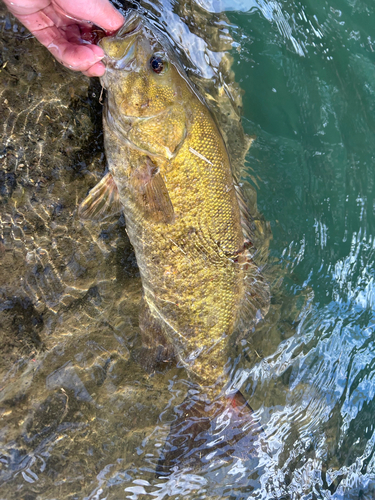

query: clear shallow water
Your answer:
[1,0,375,499]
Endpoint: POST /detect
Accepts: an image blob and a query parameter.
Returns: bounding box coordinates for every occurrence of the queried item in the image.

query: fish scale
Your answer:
[79,10,269,395]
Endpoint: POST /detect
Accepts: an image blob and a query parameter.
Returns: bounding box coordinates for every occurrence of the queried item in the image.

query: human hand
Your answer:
[3,0,124,76]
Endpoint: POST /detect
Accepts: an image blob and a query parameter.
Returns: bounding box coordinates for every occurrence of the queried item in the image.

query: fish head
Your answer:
[99,11,190,119]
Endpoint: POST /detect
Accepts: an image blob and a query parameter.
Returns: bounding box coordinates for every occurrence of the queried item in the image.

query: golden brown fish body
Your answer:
[80,11,267,393]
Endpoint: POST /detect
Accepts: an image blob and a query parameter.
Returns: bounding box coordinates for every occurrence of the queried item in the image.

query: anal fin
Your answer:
[134,298,176,374]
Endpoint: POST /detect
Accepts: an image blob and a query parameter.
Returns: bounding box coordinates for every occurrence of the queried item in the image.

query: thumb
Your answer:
[54,0,124,32]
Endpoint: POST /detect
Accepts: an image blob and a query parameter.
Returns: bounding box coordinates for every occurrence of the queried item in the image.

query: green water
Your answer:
[1,0,375,498]
[232,1,375,497]
[235,1,375,300]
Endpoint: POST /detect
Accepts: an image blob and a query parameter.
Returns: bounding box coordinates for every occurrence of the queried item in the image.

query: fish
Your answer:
[79,9,269,444]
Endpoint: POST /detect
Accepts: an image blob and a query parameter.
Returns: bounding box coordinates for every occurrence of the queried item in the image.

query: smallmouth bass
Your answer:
[79,10,269,397]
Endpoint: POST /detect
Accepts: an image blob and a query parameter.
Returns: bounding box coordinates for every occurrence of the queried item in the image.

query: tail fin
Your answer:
[156,390,263,476]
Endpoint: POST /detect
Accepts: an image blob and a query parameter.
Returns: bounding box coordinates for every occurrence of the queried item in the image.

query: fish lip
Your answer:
[99,12,145,70]
[114,10,144,39]
[100,35,138,70]
[116,18,143,38]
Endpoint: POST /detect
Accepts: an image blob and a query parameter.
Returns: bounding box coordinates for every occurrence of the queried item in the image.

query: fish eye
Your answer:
[150,55,167,74]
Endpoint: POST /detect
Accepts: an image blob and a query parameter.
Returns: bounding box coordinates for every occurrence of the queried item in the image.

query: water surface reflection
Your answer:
[1,0,375,498]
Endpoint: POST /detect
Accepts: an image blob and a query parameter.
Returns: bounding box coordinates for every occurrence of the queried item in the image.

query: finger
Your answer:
[50,41,104,72]
[15,10,54,33]
[82,61,106,77]
[15,5,78,31]
[64,24,82,44]
[2,0,50,17]
[31,25,104,72]
[54,0,124,32]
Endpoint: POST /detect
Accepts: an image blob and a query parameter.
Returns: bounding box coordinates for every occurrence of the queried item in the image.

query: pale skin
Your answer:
[2,0,124,76]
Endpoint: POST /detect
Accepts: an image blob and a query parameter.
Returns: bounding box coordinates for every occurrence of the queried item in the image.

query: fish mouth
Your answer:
[99,11,145,70]
[103,43,136,71]
[115,10,144,39]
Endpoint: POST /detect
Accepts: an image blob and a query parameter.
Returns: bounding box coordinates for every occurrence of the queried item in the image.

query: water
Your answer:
[1,0,375,498]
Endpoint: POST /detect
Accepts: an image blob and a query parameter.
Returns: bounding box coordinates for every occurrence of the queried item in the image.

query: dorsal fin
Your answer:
[233,180,255,247]
[233,177,271,333]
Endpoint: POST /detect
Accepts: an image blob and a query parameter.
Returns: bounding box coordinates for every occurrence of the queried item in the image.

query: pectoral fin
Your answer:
[144,170,175,223]
[132,158,175,224]
[78,172,122,220]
